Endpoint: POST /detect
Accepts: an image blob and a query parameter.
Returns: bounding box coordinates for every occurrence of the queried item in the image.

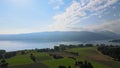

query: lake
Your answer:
[0,40,119,52]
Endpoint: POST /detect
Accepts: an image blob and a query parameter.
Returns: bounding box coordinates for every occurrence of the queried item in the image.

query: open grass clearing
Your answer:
[66,47,120,68]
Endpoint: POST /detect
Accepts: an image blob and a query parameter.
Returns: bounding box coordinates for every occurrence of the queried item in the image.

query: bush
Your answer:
[0,59,8,68]
[58,65,66,68]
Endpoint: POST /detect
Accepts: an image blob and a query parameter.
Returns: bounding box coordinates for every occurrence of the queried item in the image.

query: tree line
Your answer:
[98,45,120,61]
[58,60,93,68]
[35,44,94,52]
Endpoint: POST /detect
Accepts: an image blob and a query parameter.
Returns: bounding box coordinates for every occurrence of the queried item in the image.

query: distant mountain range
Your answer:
[109,39,120,43]
[0,31,120,42]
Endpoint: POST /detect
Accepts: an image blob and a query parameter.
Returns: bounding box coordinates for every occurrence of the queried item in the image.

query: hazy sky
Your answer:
[0,0,120,34]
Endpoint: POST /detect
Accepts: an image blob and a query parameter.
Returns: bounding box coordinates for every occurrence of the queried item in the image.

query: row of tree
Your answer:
[35,44,94,52]
[0,50,17,59]
[75,60,93,68]
[54,44,93,51]
[58,60,93,68]
[98,45,120,61]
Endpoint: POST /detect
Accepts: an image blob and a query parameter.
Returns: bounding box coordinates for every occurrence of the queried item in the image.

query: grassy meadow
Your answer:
[3,47,120,68]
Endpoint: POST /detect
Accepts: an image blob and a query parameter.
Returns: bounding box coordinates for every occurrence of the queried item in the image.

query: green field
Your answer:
[3,47,120,68]
[66,47,120,68]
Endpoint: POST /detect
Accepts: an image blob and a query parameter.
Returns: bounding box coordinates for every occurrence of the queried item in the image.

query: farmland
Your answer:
[0,46,120,68]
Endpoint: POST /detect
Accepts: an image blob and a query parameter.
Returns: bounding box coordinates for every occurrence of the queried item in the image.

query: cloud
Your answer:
[49,0,118,31]
[67,19,120,34]
[49,0,64,4]
[95,19,120,33]
[49,0,64,10]
[82,0,118,11]
[48,1,86,31]
[82,19,120,34]
[53,5,60,10]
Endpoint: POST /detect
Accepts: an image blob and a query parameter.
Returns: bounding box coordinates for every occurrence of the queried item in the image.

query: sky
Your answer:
[0,0,120,34]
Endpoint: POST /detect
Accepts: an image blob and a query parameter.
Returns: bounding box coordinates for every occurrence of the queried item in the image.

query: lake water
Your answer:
[0,40,119,52]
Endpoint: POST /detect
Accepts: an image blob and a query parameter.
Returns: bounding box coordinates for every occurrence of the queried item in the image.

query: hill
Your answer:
[3,46,120,68]
[109,39,120,43]
[0,31,119,42]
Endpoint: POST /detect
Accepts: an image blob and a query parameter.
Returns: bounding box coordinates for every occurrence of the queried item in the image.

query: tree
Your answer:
[0,59,8,68]
[4,52,16,59]
[58,65,66,68]
[21,51,26,55]
[30,53,36,62]
[98,46,120,61]
[88,62,93,68]
[0,50,6,59]
[54,46,60,51]
[68,65,71,68]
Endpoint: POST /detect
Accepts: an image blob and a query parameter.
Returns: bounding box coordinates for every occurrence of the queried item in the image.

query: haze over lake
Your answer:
[0,40,119,52]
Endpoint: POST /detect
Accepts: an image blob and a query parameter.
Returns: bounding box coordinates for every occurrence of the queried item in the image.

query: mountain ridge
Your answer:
[0,31,119,42]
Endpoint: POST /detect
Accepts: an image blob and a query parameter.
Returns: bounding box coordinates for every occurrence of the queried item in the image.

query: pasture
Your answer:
[4,47,120,68]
